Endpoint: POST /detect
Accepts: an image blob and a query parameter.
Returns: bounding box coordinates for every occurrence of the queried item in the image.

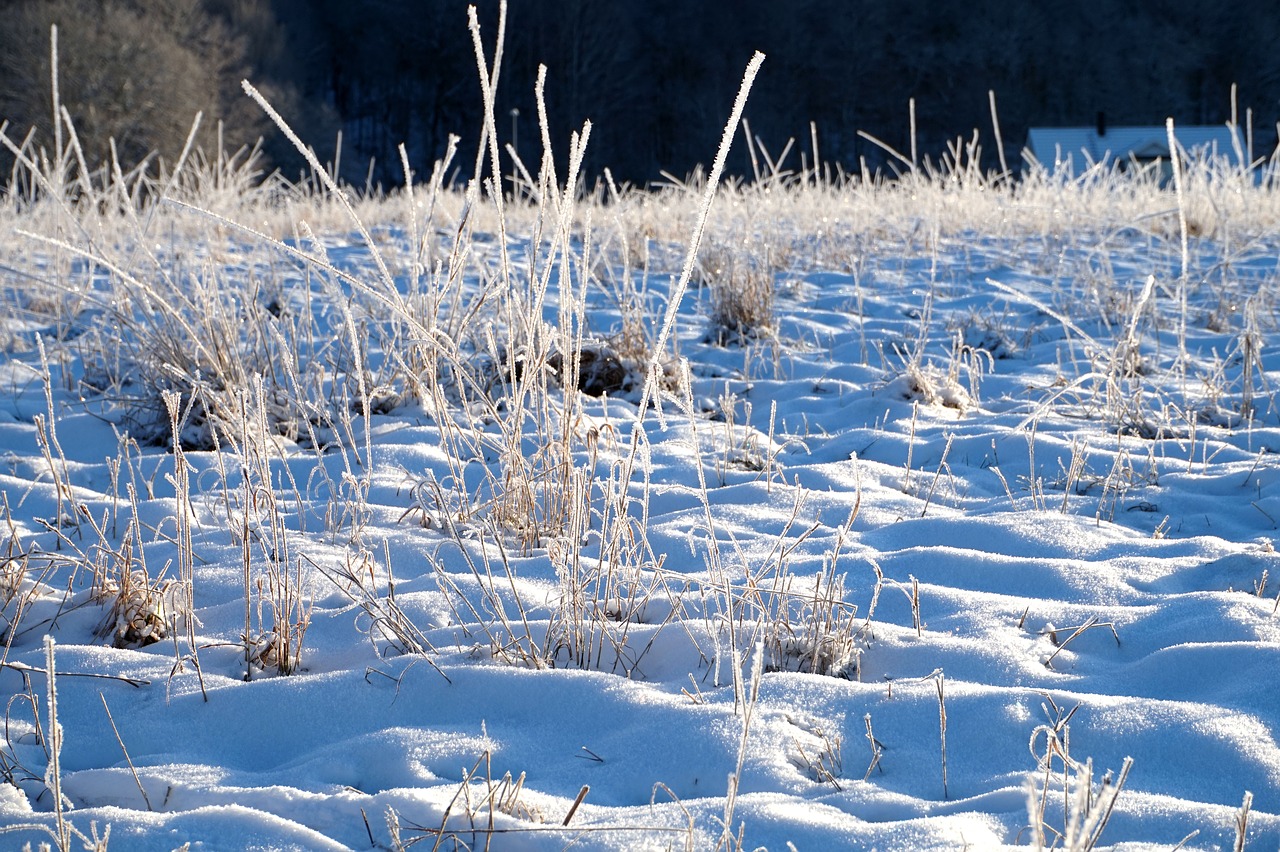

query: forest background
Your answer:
[0,0,1278,186]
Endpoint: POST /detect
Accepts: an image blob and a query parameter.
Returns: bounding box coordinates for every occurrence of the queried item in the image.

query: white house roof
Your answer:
[1025,125,1245,175]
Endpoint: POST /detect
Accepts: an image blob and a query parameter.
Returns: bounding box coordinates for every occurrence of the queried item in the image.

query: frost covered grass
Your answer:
[4,15,1280,852]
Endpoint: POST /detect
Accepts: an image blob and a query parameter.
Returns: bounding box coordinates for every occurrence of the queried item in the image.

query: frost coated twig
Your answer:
[45,636,70,852]
[717,640,764,852]
[241,81,395,294]
[0,638,115,852]
[1064,757,1133,852]
[642,52,765,416]
[1041,616,1121,670]
[163,392,208,703]
[984,277,1107,366]
[100,693,153,811]
[863,713,885,780]
[467,1,516,299]
[1234,790,1253,852]
[0,652,97,852]
[1166,118,1192,388]
[989,90,1009,180]
[920,668,948,800]
[241,78,378,472]
[1,660,149,688]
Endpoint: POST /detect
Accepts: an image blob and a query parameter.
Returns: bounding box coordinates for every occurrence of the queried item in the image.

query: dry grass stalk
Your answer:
[1041,616,1121,670]
[162,392,206,702]
[306,549,449,682]
[99,693,151,811]
[1234,790,1253,852]
[863,713,885,780]
[918,668,948,800]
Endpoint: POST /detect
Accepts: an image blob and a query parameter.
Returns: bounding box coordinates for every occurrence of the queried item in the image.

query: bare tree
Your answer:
[0,0,262,172]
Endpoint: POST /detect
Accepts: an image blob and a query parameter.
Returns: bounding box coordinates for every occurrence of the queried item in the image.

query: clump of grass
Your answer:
[0,496,52,653]
[96,559,176,649]
[28,437,184,654]
[789,716,844,790]
[699,241,777,345]
[241,554,312,677]
[210,377,316,678]
[1025,694,1131,851]
[547,341,635,398]
[693,486,866,684]
[386,747,691,851]
[759,557,862,679]
[882,364,973,412]
[396,748,542,848]
[1,96,325,453]
[594,219,660,372]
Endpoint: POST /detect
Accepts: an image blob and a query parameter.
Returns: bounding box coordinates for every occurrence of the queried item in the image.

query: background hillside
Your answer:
[1,0,1278,184]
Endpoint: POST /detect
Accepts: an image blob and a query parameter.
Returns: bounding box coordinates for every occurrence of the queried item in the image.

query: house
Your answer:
[1024,116,1246,178]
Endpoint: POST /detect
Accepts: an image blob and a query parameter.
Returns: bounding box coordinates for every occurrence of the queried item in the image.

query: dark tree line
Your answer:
[2,0,1277,187]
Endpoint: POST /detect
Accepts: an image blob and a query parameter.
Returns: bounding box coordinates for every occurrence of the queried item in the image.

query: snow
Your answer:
[2,171,1280,851]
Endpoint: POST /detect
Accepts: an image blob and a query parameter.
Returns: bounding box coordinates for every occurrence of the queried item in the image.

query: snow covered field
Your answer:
[4,63,1280,851]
